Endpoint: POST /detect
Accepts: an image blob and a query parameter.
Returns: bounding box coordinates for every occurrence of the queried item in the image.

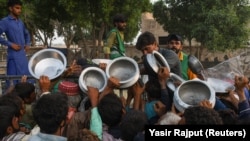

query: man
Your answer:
[135,31,182,78]
[28,92,68,141]
[0,0,32,87]
[167,34,197,80]
[103,14,127,59]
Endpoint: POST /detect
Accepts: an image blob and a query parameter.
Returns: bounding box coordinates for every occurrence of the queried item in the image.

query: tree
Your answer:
[153,0,250,58]
[26,0,72,47]
[59,0,152,58]
[0,0,8,18]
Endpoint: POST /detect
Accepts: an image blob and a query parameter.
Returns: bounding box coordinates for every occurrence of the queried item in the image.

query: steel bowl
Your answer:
[143,50,170,77]
[188,55,204,75]
[78,67,107,93]
[106,57,140,88]
[28,48,67,80]
[173,79,215,112]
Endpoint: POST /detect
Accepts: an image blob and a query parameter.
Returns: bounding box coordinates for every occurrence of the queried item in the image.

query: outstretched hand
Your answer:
[39,75,51,93]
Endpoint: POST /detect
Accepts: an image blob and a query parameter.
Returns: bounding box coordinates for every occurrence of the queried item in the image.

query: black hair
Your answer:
[13,82,35,100]
[76,58,98,68]
[184,106,223,125]
[7,0,22,7]
[113,13,127,25]
[0,105,17,139]
[97,93,123,127]
[217,109,238,125]
[167,34,183,44]
[0,93,22,117]
[120,110,147,141]
[135,31,156,51]
[32,92,68,134]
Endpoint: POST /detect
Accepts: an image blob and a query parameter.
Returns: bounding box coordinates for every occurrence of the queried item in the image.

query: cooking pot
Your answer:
[78,67,107,93]
[106,57,140,88]
[143,50,170,77]
[28,48,67,80]
[170,73,216,113]
[188,55,204,75]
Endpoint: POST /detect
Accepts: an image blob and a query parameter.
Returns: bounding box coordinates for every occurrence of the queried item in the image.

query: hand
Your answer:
[235,75,248,91]
[21,75,27,83]
[158,67,170,88]
[39,75,51,93]
[11,43,21,51]
[99,63,107,71]
[158,67,170,80]
[24,46,30,53]
[154,101,166,117]
[67,60,82,76]
[131,80,145,97]
[199,100,213,109]
[107,76,120,89]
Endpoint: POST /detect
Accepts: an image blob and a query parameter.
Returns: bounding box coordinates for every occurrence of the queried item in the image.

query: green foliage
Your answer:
[153,0,250,51]
[0,0,152,48]
[0,0,8,18]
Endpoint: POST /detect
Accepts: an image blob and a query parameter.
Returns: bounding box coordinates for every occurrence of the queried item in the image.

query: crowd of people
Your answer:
[1,30,250,141]
[1,1,250,141]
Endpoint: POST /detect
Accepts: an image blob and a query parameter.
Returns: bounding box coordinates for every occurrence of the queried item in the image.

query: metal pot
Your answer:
[28,48,67,80]
[78,67,107,93]
[143,50,170,77]
[106,57,140,88]
[171,73,216,112]
[188,55,204,75]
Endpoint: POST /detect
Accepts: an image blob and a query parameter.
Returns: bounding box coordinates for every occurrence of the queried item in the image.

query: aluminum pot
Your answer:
[188,55,204,75]
[28,48,67,80]
[143,50,170,77]
[106,57,140,88]
[78,67,107,93]
[171,73,216,112]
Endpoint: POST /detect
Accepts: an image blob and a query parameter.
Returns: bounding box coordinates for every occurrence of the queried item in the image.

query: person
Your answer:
[0,105,27,141]
[120,110,147,141]
[58,80,82,123]
[167,34,197,80]
[13,81,37,133]
[0,0,33,87]
[103,13,127,59]
[135,31,182,78]
[28,92,68,141]
[178,106,223,125]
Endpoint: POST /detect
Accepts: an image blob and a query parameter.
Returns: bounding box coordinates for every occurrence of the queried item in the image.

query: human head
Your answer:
[167,34,183,54]
[113,13,127,31]
[217,109,238,125]
[97,93,124,127]
[178,106,223,125]
[32,92,68,134]
[0,105,19,139]
[13,82,36,104]
[120,110,147,141]
[7,0,22,17]
[135,31,158,55]
[58,81,82,108]
[0,93,24,119]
